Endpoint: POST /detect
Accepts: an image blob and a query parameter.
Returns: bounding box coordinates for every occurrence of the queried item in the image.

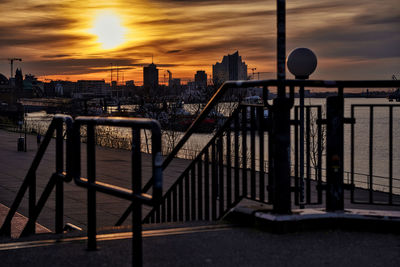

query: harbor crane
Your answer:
[7,58,22,78]
[251,68,257,79]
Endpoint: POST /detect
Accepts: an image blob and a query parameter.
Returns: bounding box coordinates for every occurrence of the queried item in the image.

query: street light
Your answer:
[287,47,317,207]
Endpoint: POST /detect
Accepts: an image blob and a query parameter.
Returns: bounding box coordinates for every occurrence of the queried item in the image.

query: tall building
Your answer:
[143,63,159,90]
[212,51,247,86]
[194,70,207,88]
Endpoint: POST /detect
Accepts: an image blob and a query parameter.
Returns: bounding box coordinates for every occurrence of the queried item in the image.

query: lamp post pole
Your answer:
[277,0,286,93]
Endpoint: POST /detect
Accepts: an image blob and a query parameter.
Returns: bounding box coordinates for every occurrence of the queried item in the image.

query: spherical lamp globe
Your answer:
[287,48,317,79]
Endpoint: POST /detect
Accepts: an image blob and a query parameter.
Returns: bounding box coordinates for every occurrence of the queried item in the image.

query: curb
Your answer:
[224,206,400,234]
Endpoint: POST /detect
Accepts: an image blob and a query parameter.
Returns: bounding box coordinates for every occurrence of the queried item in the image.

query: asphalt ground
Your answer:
[0,223,399,267]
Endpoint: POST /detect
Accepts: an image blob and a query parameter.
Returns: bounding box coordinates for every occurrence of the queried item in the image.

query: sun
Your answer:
[90,11,126,49]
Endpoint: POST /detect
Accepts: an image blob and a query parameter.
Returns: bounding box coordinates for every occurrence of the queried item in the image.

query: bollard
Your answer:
[17,137,25,151]
[326,96,344,211]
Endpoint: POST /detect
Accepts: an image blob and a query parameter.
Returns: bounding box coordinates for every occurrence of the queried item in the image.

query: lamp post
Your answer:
[287,48,317,207]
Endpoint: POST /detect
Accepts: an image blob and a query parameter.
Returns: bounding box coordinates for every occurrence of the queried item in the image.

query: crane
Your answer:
[250,68,257,79]
[254,71,272,80]
[167,70,172,82]
[8,58,22,78]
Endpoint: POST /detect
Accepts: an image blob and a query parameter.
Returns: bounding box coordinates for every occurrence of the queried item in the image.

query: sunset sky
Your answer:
[0,0,398,85]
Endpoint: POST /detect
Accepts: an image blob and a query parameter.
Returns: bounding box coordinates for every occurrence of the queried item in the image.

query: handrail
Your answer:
[71,116,163,266]
[72,116,163,203]
[0,115,73,237]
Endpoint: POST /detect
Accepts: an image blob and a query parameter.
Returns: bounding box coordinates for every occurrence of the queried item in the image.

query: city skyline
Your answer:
[0,0,398,84]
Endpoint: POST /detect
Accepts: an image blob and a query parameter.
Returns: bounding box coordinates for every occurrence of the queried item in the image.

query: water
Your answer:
[24,98,400,194]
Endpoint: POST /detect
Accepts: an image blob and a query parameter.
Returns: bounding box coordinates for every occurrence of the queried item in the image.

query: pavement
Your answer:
[0,129,192,235]
[0,129,399,266]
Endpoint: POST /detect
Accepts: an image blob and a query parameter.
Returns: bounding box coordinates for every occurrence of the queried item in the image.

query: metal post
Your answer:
[299,86,305,207]
[132,128,143,267]
[326,96,344,211]
[270,97,292,214]
[87,123,97,250]
[277,0,286,86]
[55,122,64,233]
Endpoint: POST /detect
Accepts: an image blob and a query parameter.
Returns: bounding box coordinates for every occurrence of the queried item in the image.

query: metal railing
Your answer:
[293,105,323,206]
[135,79,400,219]
[350,104,400,205]
[143,104,269,223]
[0,115,73,237]
[71,116,163,267]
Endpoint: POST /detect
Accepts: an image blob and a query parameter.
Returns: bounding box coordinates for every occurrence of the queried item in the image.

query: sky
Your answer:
[0,0,398,85]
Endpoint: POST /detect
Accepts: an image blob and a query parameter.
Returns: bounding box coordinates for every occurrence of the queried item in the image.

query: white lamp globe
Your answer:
[287,48,317,79]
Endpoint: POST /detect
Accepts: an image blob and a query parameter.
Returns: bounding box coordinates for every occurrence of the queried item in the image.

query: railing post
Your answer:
[87,123,97,250]
[55,120,64,233]
[326,95,344,211]
[132,128,143,267]
[269,97,292,214]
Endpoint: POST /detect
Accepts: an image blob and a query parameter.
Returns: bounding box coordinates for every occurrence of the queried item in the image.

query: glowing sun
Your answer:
[90,11,126,49]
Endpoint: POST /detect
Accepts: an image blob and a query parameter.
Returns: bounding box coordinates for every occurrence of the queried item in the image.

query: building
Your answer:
[194,71,207,88]
[75,80,110,98]
[143,63,159,91]
[212,51,248,86]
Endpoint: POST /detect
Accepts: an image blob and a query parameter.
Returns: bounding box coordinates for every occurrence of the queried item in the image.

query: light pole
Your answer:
[287,47,317,207]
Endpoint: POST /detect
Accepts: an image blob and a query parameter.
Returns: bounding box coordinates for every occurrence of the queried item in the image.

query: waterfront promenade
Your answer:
[0,129,191,235]
[0,129,399,266]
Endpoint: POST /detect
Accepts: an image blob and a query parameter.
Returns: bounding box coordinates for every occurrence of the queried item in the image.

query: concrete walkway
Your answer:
[0,129,191,235]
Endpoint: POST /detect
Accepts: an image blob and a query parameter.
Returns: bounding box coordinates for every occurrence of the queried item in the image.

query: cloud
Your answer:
[166,50,183,54]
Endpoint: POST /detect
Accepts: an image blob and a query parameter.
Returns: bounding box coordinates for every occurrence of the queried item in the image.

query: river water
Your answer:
[24,98,400,194]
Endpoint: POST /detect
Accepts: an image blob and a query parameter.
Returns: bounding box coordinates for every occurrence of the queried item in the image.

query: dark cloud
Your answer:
[166,50,183,54]
[42,54,73,59]
[353,13,400,25]
[0,33,90,49]
[291,24,400,59]
[23,58,140,75]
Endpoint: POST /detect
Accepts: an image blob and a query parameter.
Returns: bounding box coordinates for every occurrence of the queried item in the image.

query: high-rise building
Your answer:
[212,51,247,86]
[143,63,159,90]
[194,70,207,88]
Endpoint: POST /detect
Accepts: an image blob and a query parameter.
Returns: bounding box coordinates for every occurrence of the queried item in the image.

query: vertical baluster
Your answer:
[211,143,217,220]
[161,198,166,223]
[294,107,299,205]
[350,105,355,203]
[191,166,196,221]
[369,106,374,203]
[197,159,203,220]
[234,110,240,200]
[306,107,311,203]
[258,106,265,202]
[185,173,190,221]
[179,180,183,221]
[250,106,256,199]
[167,193,172,222]
[156,201,161,223]
[226,127,232,206]
[242,106,247,197]
[204,148,210,220]
[317,106,322,204]
[173,187,178,222]
[388,106,393,205]
[218,137,224,218]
